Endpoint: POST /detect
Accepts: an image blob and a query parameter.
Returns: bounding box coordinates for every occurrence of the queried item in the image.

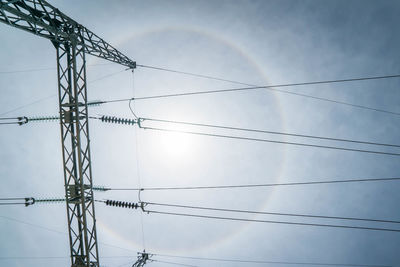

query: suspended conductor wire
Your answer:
[94,176,400,192]
[145,210,400,233]
[0,117,21,120]
[0,116,27,125]
[0,197,28,200]
[128,99,139,120]
[135,64,400,116]
[0,63,113,75]
[0,254,389,267]
[0,95,57,117]
[140,126,400,157]
[144,201,400,224]
[0,197,35,206]
[136,64,400,88]
[151,259,199,267]
[78,114,400,149]
[92,114,400,154]
[151,253,392,267]
[0,68,129,116]
[100,199,400,231]
[131,88,400,116]
[0,215,151,261]
[0,203,27,205]
[130,69,146,251]
[0,215,393,267]
[140,117,400,148]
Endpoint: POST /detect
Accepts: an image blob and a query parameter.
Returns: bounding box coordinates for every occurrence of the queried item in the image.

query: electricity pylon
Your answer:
[0,1,136,266]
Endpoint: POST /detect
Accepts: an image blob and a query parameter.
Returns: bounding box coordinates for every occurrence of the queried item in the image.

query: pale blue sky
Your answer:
[1,1,400,267]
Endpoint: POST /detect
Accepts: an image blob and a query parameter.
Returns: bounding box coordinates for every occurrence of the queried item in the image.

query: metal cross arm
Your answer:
[0,0,136,69]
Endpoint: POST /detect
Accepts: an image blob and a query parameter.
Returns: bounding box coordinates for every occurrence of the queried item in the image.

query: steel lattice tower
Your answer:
[0,1,136,266]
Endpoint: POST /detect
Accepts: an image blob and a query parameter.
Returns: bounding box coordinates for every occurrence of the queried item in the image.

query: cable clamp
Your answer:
[17,116,28,125]
[25,197,35,207]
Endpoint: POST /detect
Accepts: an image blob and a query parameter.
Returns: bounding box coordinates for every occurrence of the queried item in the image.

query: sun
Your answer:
[158,131,194,158]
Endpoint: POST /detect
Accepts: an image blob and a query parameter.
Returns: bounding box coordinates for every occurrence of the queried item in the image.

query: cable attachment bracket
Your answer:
[17,116,28,125]
[132,251,152,267]
[24,197,35,207]
[137,118,144,128]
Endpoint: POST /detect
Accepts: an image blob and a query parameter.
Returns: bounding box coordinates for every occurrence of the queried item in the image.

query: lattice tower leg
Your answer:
[55,39,100,267]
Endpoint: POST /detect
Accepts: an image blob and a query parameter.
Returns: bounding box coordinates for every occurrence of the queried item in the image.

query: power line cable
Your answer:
[140,117,400,148]
[0,63,114,74]
[0,69,128,116]
[152,253,391,267]
[0,95,57,117]
[0,215,141,257]
[0,197,27,200]
[137,64,400,88]
[0,116,28,125]
[0,203,27,205]
[0,215,393,266]
[152,259,199,267]
[144,201,400,224]
[0,197,35,206]
[95,86,400,116]
[135,65,400,116]
[0,117,21,120]
[0,256,68,260]
[98,177,400,192]
[131,88,400,116]
[130,68,146,250]
[136,64,251,85]
[141,126,400,157]
[1,254,386,267]
[16,113,400,151]
[94,114,400,155]
[145,210,400,233]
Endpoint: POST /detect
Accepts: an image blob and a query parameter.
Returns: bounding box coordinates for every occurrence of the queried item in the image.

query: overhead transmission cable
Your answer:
[135,64,400,116]
[0,63,113,74]
[137,64,400,87]
[140,117,400,148]
[2,65,400,117]
[151,259,199,267]
[151,252,392,267]
[95,114,400,156]
[8,113,400,156]
[141,126,400,157]
[145,209,400,233]
[0,197,35,206]
[144,201,400,224]
[0,196,66,207]
[95,177,400,192]
[0,116,27,125]
[100,199,400,225]
[0,68,129,116]
[101,200,400,232]
[0,214,145,257]
[20,113,400,149]
[0,254,389,267]
[11,195,400,228]
[130,68,146,251]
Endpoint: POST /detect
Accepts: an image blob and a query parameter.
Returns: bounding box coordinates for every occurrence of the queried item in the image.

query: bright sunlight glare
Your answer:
[158,131,194,158]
